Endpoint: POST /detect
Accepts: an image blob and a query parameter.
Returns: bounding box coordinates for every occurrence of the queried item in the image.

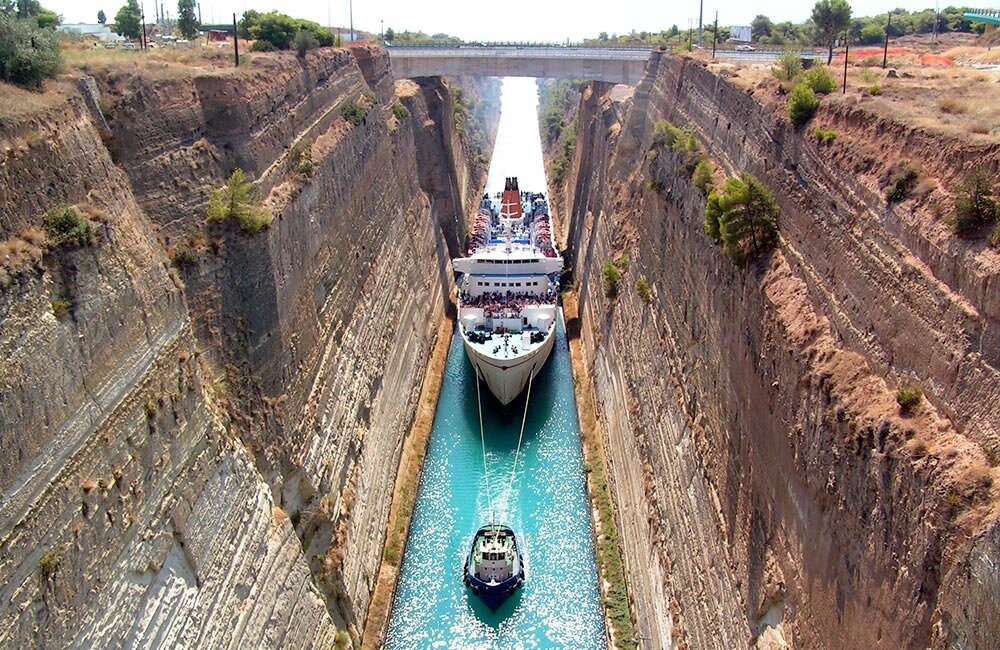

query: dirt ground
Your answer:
[704,33,1000,143]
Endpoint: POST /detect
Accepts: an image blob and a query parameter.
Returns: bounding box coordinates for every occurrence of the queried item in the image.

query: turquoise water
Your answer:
[385,318,606,649]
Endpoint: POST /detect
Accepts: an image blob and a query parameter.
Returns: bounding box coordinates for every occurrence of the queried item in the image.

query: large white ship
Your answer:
[454,177,564,405]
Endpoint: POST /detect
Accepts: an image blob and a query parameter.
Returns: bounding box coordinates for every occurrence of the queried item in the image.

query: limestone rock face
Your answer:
[0,49,498,647]
[558,54,999,648]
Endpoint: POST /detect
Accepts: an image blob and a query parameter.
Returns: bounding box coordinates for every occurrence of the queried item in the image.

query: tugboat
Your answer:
[463,524,525,610]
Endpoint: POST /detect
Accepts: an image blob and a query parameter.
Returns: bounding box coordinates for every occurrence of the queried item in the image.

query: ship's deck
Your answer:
[463,326,551,362]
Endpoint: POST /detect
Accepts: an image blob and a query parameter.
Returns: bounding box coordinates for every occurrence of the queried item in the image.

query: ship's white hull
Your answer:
[463,329,556,405]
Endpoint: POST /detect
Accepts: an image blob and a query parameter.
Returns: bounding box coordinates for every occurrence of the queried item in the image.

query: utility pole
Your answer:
[698,0,703,47]
[349,0,354,42]
[140,5,146,48]
[712,11,718,58]
[688,18,693,51]
[842,34,849,94]
[933,0,940,42]
[233,13,239,66]
[154,0,158,25]
[882,13,891,68]
[381,19,384,43]
[197,3,201,25]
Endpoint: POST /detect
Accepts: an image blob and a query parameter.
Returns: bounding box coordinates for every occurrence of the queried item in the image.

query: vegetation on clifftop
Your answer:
[0,9,61,88]
[43,205,94,246]
[950,168,998,237]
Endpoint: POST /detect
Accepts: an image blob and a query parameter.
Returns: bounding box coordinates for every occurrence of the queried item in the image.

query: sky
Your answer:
[48,0,948,42]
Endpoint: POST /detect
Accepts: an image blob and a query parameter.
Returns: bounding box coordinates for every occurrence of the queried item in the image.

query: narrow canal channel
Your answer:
[385,78,606,648]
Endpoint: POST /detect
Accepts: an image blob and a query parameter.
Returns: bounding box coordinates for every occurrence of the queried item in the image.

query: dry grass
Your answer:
[942,45,1000,65]
[0,229,47,287]
[361,314,453,649]
[938,97,967,114]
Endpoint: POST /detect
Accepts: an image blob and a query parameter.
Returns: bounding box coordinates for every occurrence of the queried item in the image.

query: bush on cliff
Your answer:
[206,169,273,233]
[602,260,620,299]
[787,83,819,128]
[635,277,652,304]
[950,168,998,236]
[692,158,714,195]
[292,28,319,57]
[43,205,94,247]
[804,65,837,94]
[391,102,408,120]
[0,14,61,88]
[341,101,366,127]
[895,386,923,413]
[704,173,779,266]
[884,163,919,204]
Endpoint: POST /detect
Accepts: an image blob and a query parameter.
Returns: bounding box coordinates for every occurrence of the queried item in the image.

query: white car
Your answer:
[735,44,756,51]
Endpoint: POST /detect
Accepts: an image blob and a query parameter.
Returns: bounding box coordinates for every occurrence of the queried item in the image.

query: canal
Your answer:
[384,78,606,649]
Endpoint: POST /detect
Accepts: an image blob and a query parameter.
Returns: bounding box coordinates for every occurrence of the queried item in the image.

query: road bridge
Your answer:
[388,46,652,84]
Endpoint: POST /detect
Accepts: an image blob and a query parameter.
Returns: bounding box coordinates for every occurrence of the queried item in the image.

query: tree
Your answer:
[293,28,318,57]
[0,13,61,87]
[752,14,773,40]
[97,9,106,23]
[704,174,779,265]
[238,9,260,39]
[114,0,140,40]
[812,0,852,64]
[176,0,198,39]
[248,11,333,51]
[384,26,394,42]
[951,168,998,236]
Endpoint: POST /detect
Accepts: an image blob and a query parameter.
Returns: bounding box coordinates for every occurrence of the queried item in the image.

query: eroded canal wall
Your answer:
[553,53,1000,648]
[0,47,497,647]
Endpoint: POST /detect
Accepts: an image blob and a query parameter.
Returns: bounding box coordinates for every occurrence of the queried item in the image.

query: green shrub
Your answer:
[652,119,684,150]
[865,83,883,96]
[0,15,61,88]
[43,205,94,247]
[143,399,158,419]
[288,138,316,178]
[292,29,319,57]
[804,65,837,94]
[950,168,998,236]
[859,68,879,84]
[860,55,882,67]
[382,544,400,566]
[813,127,837,145]
[884,166,919,204]
[692,158,714,195]
[787,83,820,128]
[39,545,63,580]
[391,102,408,120]
[895,386,923,412]
[635,277,652,304]
[703,174,779,266]
[613,254,629,271]
[206,169,273,233]
[341,101,366,127]
[248,11,334,50]
[602,260,621,298]
[50,298,70,319]
[334,630,350,649]
[772,49,802,82]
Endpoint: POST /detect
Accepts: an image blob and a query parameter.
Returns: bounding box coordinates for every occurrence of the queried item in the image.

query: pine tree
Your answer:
[703,174,779,265]
[97,9,106,23]
[176,0,198,39]
[812,0,852,64]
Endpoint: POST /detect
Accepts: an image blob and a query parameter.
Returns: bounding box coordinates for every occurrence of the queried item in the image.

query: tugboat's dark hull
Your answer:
[464,525,525,611]
[464,571,523,611]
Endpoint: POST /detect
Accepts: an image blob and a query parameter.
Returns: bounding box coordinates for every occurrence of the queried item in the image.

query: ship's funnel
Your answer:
[500,176,522,219]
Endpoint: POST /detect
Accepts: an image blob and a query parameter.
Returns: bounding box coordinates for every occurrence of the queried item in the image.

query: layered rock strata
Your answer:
[0,48,497,646]
[558,53,999,648]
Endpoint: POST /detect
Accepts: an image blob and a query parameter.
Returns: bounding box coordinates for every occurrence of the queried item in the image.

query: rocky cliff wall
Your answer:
[560,54,999,649]
[0,48,498,647]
